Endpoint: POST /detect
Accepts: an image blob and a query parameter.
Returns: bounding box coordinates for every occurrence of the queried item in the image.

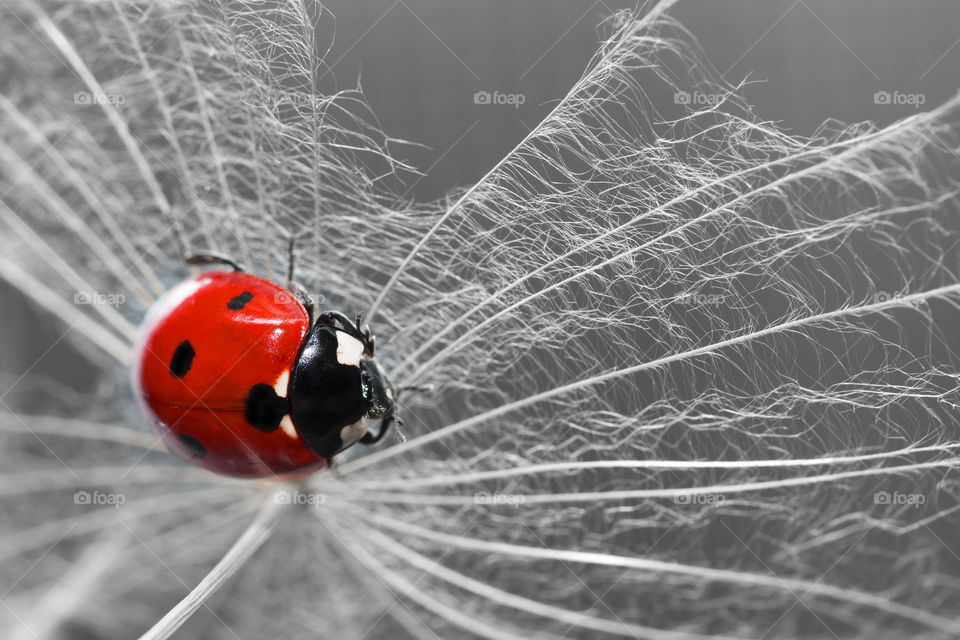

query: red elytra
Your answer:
[133,271,326,478]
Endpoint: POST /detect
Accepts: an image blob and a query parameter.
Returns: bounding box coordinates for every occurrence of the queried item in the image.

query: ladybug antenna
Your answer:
[183,252,244,272]
[286,234,297,286]
[275,228,317,323]
[284,229,310,286]
[261,220,306,286]
[393,383,435,397]
[173,216,189,262]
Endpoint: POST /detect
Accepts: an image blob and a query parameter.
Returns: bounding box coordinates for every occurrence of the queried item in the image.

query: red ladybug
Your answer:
[133,263,396,478]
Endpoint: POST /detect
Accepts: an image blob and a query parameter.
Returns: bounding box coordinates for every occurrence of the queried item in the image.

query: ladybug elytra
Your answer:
[132,264,397,478]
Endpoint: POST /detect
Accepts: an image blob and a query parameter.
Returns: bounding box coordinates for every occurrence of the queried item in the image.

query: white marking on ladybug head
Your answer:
[273,369,290,398]
[339,420,368,449]
[335,331,364,367]
[280,414,297,438]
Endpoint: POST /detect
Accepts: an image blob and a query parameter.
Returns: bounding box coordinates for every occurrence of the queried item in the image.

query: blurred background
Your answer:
[316,0,960,200]
[3,0,959,404]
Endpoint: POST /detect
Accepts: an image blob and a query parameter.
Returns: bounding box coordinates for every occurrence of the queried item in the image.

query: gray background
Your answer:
[318,0,960,200]
[3,0,959,396]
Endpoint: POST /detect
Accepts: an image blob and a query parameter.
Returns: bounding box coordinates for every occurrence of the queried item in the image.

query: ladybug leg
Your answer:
[356,383,427,447]
[283,233,320,324]
[394,383,435,396]
[326,455,347,478]
[359,383,414,447]
[360,412,399,445]
[184,251,244,272]
[353,312,376,357]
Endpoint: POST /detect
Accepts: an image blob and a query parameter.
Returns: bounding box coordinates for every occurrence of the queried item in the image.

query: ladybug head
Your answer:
[287,312,397,460]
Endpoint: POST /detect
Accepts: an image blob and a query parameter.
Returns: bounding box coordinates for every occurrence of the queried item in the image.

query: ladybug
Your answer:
[132,254,397,478]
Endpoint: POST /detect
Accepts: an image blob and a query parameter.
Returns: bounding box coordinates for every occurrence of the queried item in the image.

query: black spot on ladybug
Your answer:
[244,383,288,432]
[178,433,207,458]
[169,341,195,378]
[227,291,254,310]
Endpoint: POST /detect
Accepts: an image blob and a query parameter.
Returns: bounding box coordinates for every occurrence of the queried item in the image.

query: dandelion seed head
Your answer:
[1,0,960,638]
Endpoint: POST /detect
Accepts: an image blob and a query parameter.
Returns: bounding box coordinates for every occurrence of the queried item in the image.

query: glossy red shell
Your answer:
[132,271,326,478]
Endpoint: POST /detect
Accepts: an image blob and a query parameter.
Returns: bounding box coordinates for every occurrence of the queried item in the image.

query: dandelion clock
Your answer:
[2,1,960,638]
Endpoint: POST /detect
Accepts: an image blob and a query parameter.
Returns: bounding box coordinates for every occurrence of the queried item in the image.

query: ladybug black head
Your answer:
[287,311,396,459]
